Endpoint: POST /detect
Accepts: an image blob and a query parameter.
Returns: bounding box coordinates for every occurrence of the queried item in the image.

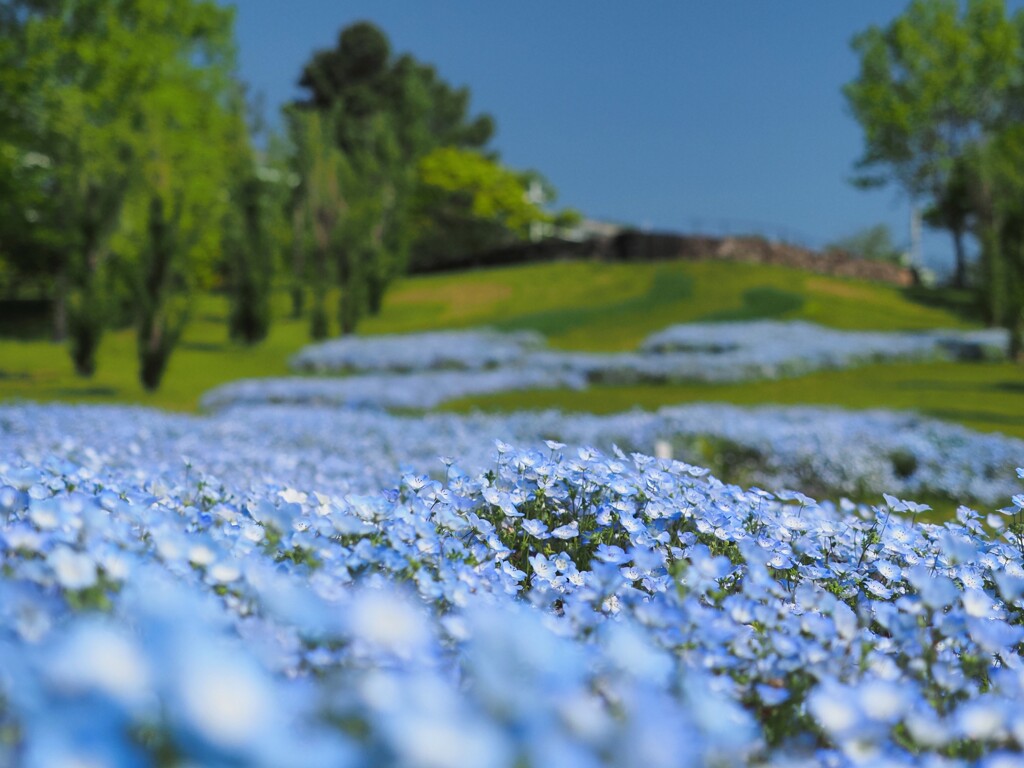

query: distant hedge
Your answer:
[0,299,51,339]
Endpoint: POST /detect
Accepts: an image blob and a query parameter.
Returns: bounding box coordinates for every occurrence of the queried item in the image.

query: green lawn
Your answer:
[0,259,998,415]
[0,292,304,412]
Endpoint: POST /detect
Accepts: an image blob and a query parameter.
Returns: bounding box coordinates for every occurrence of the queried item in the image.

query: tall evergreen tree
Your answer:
[223,99,280,347]
[291,21,498,332]
[287,108,353,339]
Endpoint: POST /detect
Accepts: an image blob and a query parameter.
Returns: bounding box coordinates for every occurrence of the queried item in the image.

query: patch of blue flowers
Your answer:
[274,323,1006,394]
[641,320,1006,367]
[200,366,589,411]
[207,323,1006,412]
[290,329,546,374]
[133,398,1024,505]
[1,403,1024,765]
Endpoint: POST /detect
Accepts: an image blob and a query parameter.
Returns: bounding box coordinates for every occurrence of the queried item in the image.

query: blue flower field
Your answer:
[8,1,1024,764]
[2,320,1024,766]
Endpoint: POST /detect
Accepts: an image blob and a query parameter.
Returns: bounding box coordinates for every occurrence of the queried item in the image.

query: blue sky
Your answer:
[226,1,994,275]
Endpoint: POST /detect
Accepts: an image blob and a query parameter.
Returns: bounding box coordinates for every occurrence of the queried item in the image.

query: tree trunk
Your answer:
[290,285,305,319]
[52,269,68,343]
[367,266,385,315]
[339,279,359,335]
[310,246,329,339]
[310,298,328,339]
[1009,316,1023,363]
[952,226,968,289]
[290,207,306,318]
[976,215,1003,327]
[140,323,166,391]
[69,290,102,377]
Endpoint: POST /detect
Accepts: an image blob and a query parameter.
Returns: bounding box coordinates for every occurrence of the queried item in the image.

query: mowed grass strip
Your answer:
[438,359,1024,440]
[0,259,986,411]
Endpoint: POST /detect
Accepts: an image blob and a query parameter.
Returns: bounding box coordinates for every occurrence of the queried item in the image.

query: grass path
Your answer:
[440,359,1024,440]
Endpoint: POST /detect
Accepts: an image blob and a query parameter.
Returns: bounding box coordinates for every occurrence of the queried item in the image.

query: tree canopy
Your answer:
[844,0,1024,288]
[287,20,573,333]
[411,147,560,269]
[297,22,495,158]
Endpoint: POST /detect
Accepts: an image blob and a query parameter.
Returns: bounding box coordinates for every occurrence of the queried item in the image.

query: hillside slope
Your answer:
[362,260,970,351]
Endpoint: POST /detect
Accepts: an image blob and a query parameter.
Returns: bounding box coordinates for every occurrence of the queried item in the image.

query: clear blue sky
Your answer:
[225,1,1004,275]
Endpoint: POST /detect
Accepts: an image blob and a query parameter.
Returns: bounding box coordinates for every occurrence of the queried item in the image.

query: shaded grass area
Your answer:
[700,286,805,322]
[902,284,984,325]
[489,268,696,342]
[0,299,51,339]
[439,360,1024,440]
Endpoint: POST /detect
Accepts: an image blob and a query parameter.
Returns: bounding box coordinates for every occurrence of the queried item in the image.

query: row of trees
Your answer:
[0,0,251,388]
[845,0,1024,357]
[287,22,577,339]
[0,6,572,388]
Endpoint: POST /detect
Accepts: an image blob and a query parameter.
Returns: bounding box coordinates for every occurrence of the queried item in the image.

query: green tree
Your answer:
[0,139,66,309]
[225,172,273,345]
[298,23,494,158]
[921,156,974,280]
[411,147,561,269]
[109,2,238,390]
[291,21,498,330]
[287,108,353,339]
[0,0,241,386]
[844,0,1023,288]
[0,1,144,371]
[965,127,1024,358]
[826,224,905,265]
[223,99,284,346]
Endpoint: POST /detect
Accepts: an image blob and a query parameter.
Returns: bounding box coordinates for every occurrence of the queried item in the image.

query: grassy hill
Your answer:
[359,260,972,350]
[2,259,1014,430]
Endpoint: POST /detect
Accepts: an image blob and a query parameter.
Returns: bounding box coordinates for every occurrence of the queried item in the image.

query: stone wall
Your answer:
[411,231,915,286]
[705,236,914,285]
